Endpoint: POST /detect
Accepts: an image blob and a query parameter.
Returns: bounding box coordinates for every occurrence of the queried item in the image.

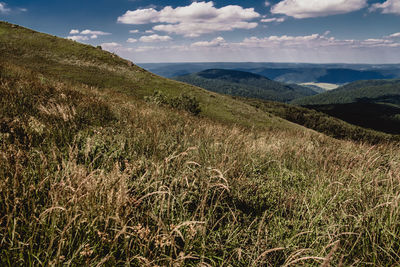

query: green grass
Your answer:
[1,21,400,266]
[0,21,298,132]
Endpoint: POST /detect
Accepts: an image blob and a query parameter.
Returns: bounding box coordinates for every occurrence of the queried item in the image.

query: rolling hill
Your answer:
[238,98,397,143]
[174,69,317,102]
[0,22,302,131]
[293,79,400,105]
[1,21,400,266]
[243,67,394,84]
[292,80,400,134]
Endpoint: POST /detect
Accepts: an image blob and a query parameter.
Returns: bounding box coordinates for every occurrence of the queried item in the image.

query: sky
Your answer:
[2,0,400,63]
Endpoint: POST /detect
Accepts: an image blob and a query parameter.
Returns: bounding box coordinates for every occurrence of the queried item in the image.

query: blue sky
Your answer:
[2,0,400,63]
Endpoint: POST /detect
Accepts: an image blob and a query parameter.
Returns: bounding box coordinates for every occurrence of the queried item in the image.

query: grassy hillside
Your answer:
[0,22,298,132]
[174,69,317,102]
[1,21,400,266]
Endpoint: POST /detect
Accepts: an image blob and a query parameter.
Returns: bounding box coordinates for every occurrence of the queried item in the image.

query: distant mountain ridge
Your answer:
[241,68,393,84]
[174,69,317,102]
[140,62,400,84]
[196,68,266,81]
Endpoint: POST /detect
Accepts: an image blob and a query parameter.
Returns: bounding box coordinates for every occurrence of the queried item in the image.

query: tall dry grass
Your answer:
[1,64,400,266]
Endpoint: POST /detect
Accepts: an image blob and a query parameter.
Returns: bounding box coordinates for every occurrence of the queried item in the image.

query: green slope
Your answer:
[174,69,317,102]
[0,21,302,132]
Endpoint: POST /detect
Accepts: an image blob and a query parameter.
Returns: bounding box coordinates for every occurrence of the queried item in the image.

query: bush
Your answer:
[144,91,168,105]
[146,91,201,115]
[170,94,201,115]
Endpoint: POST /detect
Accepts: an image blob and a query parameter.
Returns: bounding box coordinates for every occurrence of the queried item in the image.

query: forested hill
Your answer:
[174,69,317,102]
[292,79,400,134]
[292,79,400,105]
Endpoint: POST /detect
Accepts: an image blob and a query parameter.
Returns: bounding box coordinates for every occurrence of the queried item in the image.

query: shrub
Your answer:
[170,94,201,115]
[146,91,201,115]
[144,90,168,105]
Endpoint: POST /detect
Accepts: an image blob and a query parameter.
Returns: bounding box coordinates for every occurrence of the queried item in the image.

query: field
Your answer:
[300,83,339,91]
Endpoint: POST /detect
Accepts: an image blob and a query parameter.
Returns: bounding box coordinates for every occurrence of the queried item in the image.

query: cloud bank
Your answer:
[67,36,89,41]
[191,37,226,47]
[0,3,10,14]
[139,34,172,42]
[370,0,400,15]
[271,0,367,18]
[107,31,400,63]
[261,17,286,23]
[80,29,111,36]
[117,1,260,37]
[67,29,111,42]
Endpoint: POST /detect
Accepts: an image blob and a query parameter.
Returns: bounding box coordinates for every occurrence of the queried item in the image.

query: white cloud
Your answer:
[240,34,323,48]
[118,8,159,24]
[135,46,159,52]
[271,0,367,18]
[191,34,337,49]
[265,1,271,7]
[67,29,110,41]
[153,21,258,38]
[370,0,400,15]
[69,29,80,34]
[100,42,134,53]
[131,45,189,53]
[192,36,226,47]
[117,1,260,37]
[359,38,398,47]
[129,29,139,33]
[0,2,27,14]
[105,32,400,64]
[235,33,400,50]
[388,32,400,38]
[127,38,138,43]
[261,17,285,23]
[0,3,10,13]
[80,29,111,36]
[145,30,154,33]
[67,36,89,41]
[139,34,172,42]
[101,42,121,48]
